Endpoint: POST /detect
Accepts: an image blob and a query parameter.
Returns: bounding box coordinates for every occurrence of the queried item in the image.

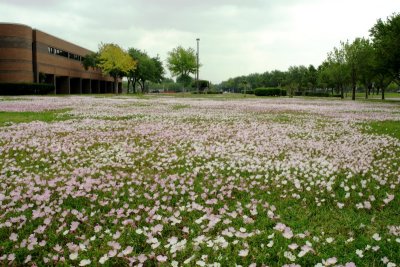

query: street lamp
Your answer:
[196,38,200,93]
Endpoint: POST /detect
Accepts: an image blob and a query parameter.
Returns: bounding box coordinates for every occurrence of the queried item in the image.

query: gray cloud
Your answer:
[1,0,399,83]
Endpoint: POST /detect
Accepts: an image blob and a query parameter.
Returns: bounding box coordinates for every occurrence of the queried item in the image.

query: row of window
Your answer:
[47,47,85,62]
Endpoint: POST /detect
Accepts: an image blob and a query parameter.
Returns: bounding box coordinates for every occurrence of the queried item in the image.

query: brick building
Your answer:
[0,23,121,94]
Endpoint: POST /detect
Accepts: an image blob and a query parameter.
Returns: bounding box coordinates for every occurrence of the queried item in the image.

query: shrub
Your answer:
[254,88,286,96]
[191,91,223,94]
[304,92,330,97]
[241,90,254,94]
[0,83,55,95]
[294,91,303,96]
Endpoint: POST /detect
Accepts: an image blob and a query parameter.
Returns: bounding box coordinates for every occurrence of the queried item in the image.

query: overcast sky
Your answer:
[1,0,399,83]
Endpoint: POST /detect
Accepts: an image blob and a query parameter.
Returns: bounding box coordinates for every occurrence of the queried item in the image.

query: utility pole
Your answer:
[196,38,200,93]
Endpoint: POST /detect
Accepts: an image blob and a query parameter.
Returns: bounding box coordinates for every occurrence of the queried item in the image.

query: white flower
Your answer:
[326,237,334,243]
[99,254,109,264]
[284,251,296,261]
[372,233,381,241]
[383,194,395,204]
[355,249,364,258]
[238,249,249,257]
[69,253,78,260]
[196,260,206,266]
[337,202,345,209]
[79,259,91,266]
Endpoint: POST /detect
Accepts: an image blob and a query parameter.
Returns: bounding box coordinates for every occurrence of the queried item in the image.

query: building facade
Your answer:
[0,23,121,94]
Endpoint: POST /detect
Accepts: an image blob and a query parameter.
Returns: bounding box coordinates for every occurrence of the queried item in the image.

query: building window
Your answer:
[69,53,82,61]
[48,46,83,61]
[55,48,68,58]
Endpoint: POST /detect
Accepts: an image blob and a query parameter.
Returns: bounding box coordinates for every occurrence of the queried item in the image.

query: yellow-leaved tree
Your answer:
[97,43,136,94]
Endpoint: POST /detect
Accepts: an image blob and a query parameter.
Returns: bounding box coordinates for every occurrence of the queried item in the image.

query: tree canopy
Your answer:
[370,13,400,85]
[218,13,400,100]
[82,43,136,94]
[98,43,136,93]
[127,48,164,93]
[166,46,197,79]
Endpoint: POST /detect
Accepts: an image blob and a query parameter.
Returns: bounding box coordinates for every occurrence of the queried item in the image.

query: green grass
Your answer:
[0,96,399,266]
[343,92,400,100]
[155,92,257,99]
[363,120,400,139]
[0,109,72,126]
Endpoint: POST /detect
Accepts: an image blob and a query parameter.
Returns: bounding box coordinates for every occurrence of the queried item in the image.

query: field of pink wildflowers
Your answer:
[0,96,399,266]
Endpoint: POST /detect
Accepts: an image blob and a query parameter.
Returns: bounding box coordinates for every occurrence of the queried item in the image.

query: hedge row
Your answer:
[241,90,255,94]
[0,83,55,95]
[305,91,330,97]
[254,88,287,96]
[191,91,223,94]
[294,91,342,97]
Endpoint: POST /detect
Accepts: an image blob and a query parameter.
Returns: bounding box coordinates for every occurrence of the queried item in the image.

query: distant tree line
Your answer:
[82,43,209,94]
[218,13,400,100]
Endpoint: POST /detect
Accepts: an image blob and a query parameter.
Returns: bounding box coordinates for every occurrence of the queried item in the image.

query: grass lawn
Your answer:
[0,109,71,126]
[0,95,399,266]
[364,120,400,140]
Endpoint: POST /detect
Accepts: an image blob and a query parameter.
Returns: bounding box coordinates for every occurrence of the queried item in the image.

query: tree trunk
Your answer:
[114,76,118,94]
[132,80,137,93]
[382,87,385,100]
[340,85,344,99]
[352,85,356,101]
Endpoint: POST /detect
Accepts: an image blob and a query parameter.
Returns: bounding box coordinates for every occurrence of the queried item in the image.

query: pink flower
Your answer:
[325,257,337,265]
[156,255,168,262]
[70,221,79,231]
[122,246,133,255]
[138,254,147,263]
[9,233,18,242]
[274,223,286,231]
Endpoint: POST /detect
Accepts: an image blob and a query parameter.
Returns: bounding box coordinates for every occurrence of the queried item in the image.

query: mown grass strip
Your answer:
[0,109,72,126]
[363,120,400,140]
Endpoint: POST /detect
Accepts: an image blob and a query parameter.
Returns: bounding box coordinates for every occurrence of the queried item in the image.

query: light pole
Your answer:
[196,38,200,93]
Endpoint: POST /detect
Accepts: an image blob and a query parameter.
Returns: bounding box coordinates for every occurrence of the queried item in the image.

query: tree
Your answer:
[82,52,99,70]
[354,39,375,99]
[97,43,136,94]
[269,70,286,88]
[325,45,349,99]
[176,74,193,88]
[344,39,364,100]
[318,61,335,94]
[370,13,400,99]
[286,65,308,96]
[127,48,164,93]
[306,65,318,91]
[166,46,197,89]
